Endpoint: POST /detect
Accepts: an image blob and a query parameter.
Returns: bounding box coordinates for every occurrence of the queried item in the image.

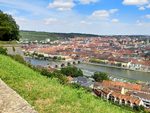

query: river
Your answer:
[76,63,150,82]
[25,57,150,82]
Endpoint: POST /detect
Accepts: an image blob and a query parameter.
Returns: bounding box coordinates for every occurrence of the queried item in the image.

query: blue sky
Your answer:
[0,0,150,35]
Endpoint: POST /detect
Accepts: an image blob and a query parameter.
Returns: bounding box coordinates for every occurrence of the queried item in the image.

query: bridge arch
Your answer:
[78,60,81,64]
[61,63,65,68]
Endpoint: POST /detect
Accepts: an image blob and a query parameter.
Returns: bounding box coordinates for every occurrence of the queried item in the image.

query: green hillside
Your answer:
[20,31,59,41]
[20,30,99,41]
[0,55,133,113]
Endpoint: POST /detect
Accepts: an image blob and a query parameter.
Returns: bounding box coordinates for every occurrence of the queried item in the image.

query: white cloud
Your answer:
[48,0,75,11]
[145,14,150,19]
[44,18,58,25]
[92,10,110,19]
[139,6,145,10]
[123,0,150,10]
[91,9,118,19]
[111,19,119,23]
[79,0,98,4]
[136,20,143,26]
[123,0,149,5]
[80,20,87,24]
[109,9,119,14]
[80,20,91,25]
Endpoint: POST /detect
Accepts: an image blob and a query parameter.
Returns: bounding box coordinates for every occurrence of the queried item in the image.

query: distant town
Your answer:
[21,35,150,72]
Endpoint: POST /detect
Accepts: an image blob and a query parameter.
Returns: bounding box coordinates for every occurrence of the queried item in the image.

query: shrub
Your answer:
[40,68,52,78]
[9,54,27,65]
[52,70,68,84]
[133,105,146,112]
[92,72,109,82]
[89,58,106,64]
[61,66,83,77]
[70,83,82,89]
[0,47,7,55]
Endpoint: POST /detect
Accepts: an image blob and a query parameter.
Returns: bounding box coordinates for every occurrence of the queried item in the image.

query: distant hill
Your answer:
[20,30,99,41]
[20,30,150,42]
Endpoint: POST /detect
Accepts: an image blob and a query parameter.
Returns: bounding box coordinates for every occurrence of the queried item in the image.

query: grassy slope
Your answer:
[0,55,133,113]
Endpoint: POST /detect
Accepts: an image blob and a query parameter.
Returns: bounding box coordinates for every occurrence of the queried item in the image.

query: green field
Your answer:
[0,55,133,113]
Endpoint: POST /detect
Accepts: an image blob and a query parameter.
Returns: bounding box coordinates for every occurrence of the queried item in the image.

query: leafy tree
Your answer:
[61,66,83,77]
[53,56,57,60]
[0,47,7,55]
[92,72,109,82]
[62,58,65,60]
[116,63,122,67]
[57,56,62,60]
[0,10,19,41]
[38,54,44,58]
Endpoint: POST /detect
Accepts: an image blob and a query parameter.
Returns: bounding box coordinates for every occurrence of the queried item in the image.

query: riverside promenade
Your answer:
[0,79,37,113]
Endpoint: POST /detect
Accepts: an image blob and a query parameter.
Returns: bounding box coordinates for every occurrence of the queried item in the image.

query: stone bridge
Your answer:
[54,60,82,68]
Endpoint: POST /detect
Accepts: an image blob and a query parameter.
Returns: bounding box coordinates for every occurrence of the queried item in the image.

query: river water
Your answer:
[76,64,150,82]
[25,57,150,82]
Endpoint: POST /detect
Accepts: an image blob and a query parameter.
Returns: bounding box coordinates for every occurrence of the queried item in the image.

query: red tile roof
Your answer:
[102,80,142,91]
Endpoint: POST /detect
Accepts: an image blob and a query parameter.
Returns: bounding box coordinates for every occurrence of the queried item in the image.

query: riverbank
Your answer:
[84,62,150,73]
[23,57,150,82]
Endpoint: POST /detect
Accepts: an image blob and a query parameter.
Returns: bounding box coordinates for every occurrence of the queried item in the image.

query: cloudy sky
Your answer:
[0,0,150,35]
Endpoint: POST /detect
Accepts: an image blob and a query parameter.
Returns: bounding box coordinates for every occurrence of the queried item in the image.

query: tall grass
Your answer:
[0,55,133,113]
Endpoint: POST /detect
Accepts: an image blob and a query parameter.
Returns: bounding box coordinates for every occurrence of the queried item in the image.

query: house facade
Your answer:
[93,81,146,108]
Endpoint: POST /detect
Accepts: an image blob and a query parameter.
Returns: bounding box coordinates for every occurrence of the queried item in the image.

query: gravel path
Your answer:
[0,79,37,113]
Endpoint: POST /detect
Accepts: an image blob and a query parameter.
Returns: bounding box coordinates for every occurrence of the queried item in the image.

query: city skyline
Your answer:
[0,0,150,35]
